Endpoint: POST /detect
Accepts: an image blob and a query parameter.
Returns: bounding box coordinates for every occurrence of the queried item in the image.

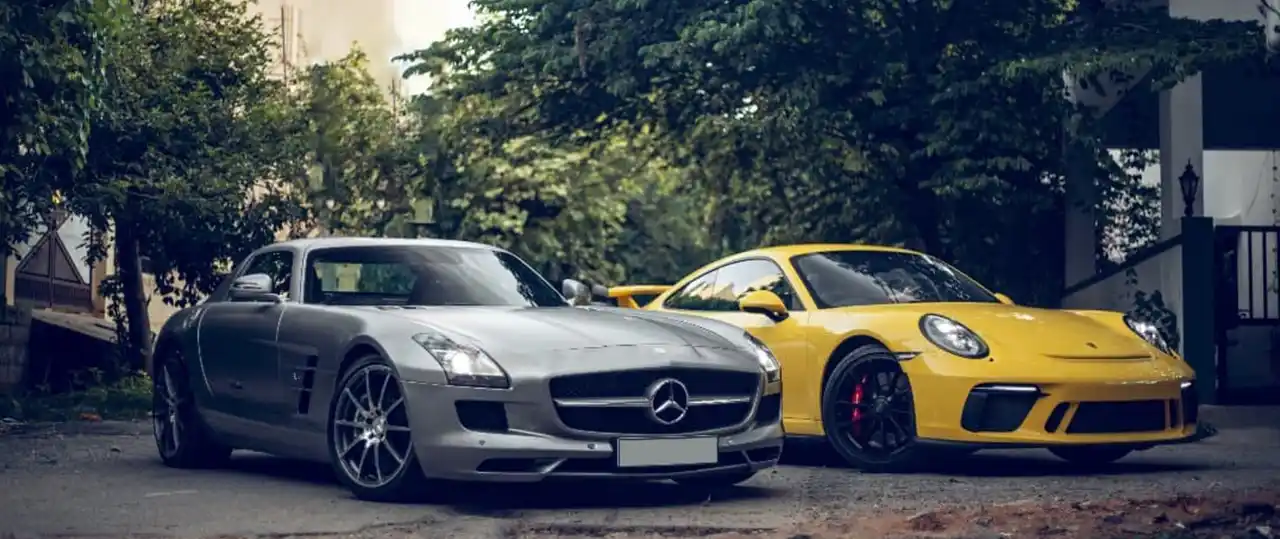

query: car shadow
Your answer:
[780,439,1214,477]
[218,452,779,510]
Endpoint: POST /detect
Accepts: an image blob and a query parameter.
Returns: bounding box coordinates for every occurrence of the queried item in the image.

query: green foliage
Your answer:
[67,0,305,364]
[404,0,1265,304]
[289,49,416,237]
[0,0,116,254]
[0,370,152,422]
[411,90,721,286]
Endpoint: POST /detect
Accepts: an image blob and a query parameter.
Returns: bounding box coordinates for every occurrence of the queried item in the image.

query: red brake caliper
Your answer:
[850,374,867,437]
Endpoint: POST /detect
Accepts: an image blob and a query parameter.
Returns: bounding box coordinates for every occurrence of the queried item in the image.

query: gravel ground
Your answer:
[0,408,1277,539]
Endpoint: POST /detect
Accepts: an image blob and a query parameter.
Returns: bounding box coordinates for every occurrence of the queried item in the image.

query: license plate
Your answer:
[615,436,719,468]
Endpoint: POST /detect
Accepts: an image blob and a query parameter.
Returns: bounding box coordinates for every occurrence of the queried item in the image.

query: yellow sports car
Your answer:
[605,244,1201,471]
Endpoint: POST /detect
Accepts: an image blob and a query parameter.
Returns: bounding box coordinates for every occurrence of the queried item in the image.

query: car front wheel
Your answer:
[328,355,428,503]
[821,343,929,472]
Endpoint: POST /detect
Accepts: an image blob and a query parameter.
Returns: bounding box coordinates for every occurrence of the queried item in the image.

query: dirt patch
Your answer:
[510,488,1280,539]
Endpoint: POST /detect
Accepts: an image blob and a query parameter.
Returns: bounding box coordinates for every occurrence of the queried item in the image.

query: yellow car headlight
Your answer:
[1123,314,1173,355]
[919,314,989,359]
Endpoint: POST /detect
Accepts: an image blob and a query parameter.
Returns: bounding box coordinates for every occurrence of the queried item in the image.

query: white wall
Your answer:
[1135,151,1280,224]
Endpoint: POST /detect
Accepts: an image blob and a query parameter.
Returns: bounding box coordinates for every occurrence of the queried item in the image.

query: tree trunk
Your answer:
[115,221,153,373]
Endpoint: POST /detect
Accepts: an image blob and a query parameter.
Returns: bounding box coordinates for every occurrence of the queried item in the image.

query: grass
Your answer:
[0,370,153,422]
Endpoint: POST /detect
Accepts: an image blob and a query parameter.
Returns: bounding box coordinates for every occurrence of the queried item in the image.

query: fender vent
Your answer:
[294,355,320,415]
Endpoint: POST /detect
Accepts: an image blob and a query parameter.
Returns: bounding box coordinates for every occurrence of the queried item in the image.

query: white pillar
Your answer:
[1158,74,1205,237]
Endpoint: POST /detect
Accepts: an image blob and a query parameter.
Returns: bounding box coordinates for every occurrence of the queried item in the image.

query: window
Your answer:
[663,259,801,312]
[791,250,998,309]
[239,250,293,300]
[302,245,566,307]
[713,260,802,311]
[663,270,723,311]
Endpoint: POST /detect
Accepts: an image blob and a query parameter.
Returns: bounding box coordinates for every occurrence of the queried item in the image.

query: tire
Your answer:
[1048,446,1132,466]
[673,470,757,489]
[153,352,233,469]
[328,355,428,503]
[820,344,929,473]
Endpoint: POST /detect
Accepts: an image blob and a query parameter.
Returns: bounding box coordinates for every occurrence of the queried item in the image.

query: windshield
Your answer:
[791,250,998,308]
[303,245,567,308]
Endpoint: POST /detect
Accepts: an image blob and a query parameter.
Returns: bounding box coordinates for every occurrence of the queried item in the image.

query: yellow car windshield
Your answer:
[791,251,999,308]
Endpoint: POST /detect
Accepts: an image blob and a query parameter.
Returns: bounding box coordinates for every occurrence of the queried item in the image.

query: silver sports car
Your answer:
[151,238,784,501]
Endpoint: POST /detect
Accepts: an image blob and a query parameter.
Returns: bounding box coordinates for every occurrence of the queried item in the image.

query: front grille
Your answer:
[556,402,752,434]
[550,368,759,434]
[959,388,1040,433]
[549,368,760,399]
[1066,400,1168,434]
[755,393,781,425]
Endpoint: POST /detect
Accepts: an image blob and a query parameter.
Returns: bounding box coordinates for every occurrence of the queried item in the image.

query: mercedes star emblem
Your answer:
[645,378,690,425]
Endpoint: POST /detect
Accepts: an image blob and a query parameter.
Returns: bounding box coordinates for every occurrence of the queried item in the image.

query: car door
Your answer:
[198,249,295,430]
[661,259,813,421]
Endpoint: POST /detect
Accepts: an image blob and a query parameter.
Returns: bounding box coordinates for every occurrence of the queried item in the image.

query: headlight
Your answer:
[919,314,989,359]
[1124,314,1173,355]
[742,332,781,384]
[412,332,510,388]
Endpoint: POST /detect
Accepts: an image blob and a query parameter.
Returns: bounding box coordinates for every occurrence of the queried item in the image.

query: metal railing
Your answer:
[1216,225,1280,326]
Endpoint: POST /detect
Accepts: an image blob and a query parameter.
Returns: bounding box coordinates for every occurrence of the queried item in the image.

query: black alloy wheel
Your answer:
[821,343,929,472]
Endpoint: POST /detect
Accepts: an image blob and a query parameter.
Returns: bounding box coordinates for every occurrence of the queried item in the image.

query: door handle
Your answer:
[230,380,244,390]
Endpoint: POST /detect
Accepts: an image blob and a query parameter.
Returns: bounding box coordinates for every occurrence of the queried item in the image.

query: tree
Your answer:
[0,0,115,262]
[288,48,415,238]
[67,0,302,369]
[401,86,720,286]
[405,0,1265,304]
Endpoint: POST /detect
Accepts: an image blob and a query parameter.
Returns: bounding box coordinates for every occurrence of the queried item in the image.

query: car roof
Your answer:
[734,243,924,259]
[268,237,499,251]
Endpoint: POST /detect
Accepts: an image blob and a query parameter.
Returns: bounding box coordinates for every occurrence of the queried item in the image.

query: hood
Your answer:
[364,306,733,356]
[933,304,1150,359]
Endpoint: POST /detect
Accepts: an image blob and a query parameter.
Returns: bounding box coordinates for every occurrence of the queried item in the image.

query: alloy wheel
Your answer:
[830,365,916,458]
[153,363,184,458]
[332,364,414,489]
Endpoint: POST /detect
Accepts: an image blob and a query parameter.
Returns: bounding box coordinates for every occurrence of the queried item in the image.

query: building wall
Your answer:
[245,0,404,93]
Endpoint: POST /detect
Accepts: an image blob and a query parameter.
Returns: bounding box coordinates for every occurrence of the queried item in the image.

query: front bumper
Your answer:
[401,380,784,482]
[904,352,1200,448]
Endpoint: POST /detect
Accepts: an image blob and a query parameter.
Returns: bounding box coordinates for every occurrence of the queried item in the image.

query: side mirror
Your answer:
[229,273,282,303]
[562,278,591,306]
[738,290,789,322]
[994,293,1015,305]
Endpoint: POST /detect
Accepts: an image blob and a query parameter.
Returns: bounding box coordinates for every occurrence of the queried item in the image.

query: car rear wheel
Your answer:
[1048,446,1132,466]
[153,352,232,468]
[673,470,756,489]
[328,355,427,503]
[821,344,928,473]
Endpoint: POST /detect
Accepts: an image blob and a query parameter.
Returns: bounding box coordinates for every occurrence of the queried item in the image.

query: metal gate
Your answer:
[1214,225,1280,404]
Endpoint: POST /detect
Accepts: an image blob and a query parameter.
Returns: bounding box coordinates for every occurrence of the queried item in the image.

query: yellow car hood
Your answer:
[925,304,1151,359]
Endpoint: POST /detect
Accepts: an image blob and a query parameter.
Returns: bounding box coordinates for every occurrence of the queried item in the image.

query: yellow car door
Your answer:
[657,259,813,425]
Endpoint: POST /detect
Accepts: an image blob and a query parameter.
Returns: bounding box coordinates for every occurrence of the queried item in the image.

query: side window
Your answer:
[662,269,726,311]
[712,259,802,311]
[240,251,293,300]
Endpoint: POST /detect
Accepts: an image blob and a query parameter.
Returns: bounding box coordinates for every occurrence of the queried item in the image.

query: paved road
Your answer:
[1,410,1278,539]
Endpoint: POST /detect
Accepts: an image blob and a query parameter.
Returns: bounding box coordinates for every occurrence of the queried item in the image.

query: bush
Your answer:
[0,370,152,422]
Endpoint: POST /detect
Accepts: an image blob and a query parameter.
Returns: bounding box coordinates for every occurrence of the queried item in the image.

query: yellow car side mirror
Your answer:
[739,290,790,322]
